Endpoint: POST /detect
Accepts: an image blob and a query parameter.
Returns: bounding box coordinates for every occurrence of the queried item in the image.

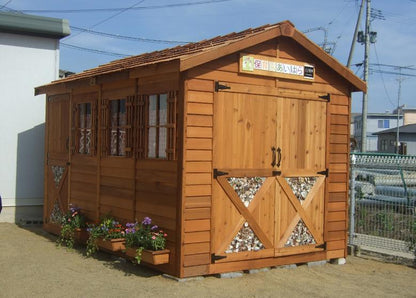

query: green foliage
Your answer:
[125,217,167,264]
[57,205,86,249]
[85,216,126,257]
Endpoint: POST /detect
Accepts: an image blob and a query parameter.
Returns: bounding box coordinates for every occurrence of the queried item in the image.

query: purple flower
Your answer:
[126,222,137,229]
[142,217,152,225]
[151,225,158,231]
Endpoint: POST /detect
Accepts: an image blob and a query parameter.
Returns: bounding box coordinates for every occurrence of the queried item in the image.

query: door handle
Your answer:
[276,147,282,167]
[271,146,276,167]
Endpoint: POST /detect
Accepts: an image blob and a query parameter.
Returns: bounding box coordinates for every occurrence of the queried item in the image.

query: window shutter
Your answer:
[71,104,78,154]
[167,91,177,160]
[135,94,146,159]
[100,99,109,156]
[125,95,135,158]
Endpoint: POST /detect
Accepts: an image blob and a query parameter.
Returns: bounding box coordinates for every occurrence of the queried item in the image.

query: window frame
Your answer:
[72,93,97,156]
[139,91,177,160]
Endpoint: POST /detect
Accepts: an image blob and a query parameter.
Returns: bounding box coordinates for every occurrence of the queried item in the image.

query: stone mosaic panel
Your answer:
[227,177,266,207]
[226,222,264,253]
[285,219,316,247]
[285,177,317,204]
[49,201,63,223]
[51,166,65,187]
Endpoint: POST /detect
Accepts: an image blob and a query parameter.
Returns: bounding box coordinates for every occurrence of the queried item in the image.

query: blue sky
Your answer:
[3,0,416,113]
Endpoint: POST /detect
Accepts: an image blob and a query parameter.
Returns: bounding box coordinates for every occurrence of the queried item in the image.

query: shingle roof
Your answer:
[48,22,280,85]
[36,20,366,93]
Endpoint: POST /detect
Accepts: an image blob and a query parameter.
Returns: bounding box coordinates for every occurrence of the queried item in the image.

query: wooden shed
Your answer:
[36,20,366,278]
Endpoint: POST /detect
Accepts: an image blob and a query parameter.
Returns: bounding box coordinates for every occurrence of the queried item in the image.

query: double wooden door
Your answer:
[212,88,327,263]
[44,94,70,223]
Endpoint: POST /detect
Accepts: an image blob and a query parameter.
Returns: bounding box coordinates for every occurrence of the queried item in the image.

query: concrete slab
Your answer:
[246,267,271,274]
[330,258,346,265]
[307,260,327,267]
[215,271,244,279]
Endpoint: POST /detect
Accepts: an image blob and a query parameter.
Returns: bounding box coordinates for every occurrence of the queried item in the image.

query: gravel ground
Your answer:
[1,223,416,298]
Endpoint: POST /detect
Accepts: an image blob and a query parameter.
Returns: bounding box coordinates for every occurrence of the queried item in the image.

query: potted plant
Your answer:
[86,217,126,256]
[57,205,87,249]
[124,217,169,265]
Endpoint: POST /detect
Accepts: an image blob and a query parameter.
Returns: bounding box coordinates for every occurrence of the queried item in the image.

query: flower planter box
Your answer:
[74,229,89,245]
[43,222,61,236]
[96,238,126,252]
[125,247,170,265]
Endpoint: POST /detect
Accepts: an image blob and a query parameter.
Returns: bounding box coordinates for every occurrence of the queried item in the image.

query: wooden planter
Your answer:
[125,247,170,265]
[74,229,89,245]
[96,238,126,252]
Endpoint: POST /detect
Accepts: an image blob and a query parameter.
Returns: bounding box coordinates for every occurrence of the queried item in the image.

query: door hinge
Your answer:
[315,242,326,249]
[215,81,231,92]
[211,253,227,263]
[272,170,281,176]
[213,169,229,178]
[317,169,329,177]
[318,93,330,102]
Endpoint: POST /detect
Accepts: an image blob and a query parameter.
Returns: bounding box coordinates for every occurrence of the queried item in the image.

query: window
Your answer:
[77,103,92,154]
[378,119,390,128]
[109,99,127,156]
[147,94,168,159]
[73,101,95,155]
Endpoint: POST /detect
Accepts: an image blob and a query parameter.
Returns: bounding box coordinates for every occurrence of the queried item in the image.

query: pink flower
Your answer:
[152,236,156,240]
[164,233,167,237]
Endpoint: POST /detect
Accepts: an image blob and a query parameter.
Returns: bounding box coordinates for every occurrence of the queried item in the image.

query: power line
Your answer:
[64,0,146,41]
[61,43,131,57]
[18,0,231,14]
[70,26,191,44]
[373,44,396,108]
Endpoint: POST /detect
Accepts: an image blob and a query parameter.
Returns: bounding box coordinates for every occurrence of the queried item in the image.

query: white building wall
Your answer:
[0,32,59,222]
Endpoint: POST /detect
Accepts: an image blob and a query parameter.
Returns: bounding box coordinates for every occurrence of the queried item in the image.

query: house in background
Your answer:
[0,12,70,223]
[352,112,403,152]
[375,123,416,155]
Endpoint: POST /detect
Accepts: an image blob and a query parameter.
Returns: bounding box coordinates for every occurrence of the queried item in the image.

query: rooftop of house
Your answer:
[35,20,366,95]
[374,123,416,135]
[0,11,70,39]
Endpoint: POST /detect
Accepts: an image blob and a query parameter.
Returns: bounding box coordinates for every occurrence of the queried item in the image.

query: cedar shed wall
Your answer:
[180,37,351,277]
[46,73,180,276]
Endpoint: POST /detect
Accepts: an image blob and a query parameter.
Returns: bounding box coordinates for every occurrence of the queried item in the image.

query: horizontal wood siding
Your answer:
[326,94,350,259]
[181,78,214,277]
[70,156,98,220]
[99,158,135,221]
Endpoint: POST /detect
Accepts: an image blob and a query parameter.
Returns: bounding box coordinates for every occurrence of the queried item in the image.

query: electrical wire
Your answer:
[61,43,131,57]
[18,0,231,14]
[0,0,12,9]
[70,26,191,44]
[373,44,397,109]
[64,0,146,41]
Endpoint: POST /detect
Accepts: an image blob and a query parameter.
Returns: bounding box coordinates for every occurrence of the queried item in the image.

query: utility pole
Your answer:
[347,0,365,68]
[396,72,404,154]
[361,0,371,152]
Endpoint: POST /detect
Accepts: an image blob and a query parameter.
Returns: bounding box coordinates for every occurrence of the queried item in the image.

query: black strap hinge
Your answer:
[317,169,329,177]
[272,170,281,176]
[211,253,227,263]
[319,93,330,102]
[215,81,231,92]
[214,169,229,178]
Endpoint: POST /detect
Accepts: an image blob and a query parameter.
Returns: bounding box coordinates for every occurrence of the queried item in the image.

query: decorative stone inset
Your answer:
[285,220,316,247]
[51,165,65,187]
[285,177,317,204]
[227,177,266,207]
[226,222,264,253]
[49,201,63,223]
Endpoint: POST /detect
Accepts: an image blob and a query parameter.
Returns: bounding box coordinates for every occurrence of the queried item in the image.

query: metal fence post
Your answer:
[349,154,356,246]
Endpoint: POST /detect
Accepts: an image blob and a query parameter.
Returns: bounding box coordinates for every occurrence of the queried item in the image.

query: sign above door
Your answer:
[239,53,315,82]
